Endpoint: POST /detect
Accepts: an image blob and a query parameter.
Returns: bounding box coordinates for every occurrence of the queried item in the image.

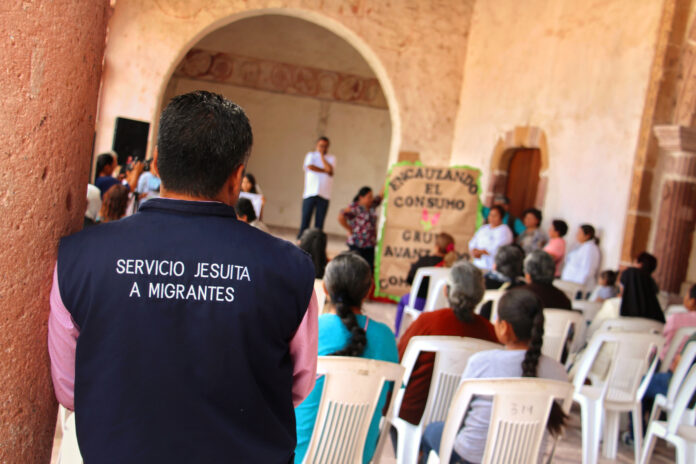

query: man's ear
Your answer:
[151,148,160,177]
[220,164,245,205]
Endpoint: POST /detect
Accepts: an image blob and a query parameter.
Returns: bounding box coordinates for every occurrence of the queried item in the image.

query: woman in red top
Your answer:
[396,260,499,425]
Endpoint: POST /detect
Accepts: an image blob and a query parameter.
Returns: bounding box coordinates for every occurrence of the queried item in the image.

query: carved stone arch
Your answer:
[485,126,549,209]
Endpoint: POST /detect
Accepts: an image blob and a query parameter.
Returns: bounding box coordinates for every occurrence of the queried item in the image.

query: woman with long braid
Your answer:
[421,289,569,463]
[294,252,398,463]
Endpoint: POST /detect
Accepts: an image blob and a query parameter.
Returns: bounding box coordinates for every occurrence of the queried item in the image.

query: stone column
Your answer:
[652,125,696,293]
[0,2,110,462]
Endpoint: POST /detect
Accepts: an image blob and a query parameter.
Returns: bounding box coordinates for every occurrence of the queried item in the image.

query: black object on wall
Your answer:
[112,117,150,165]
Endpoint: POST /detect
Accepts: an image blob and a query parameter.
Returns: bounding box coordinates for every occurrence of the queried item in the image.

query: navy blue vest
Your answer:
[57,199,314,463]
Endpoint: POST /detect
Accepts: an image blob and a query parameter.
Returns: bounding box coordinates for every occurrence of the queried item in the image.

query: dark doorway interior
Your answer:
[505,148,541,219]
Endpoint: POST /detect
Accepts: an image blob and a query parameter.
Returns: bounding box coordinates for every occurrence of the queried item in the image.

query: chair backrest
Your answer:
[409,267,450,309]
[474,289,505,321]
[304,357,405,464]
[553,279,584,300]
[435,378,573,464]
[392,336,502,419]
[423,277,449,312]
[660,326,696,373]
[663,341,696,406]
[598,317,664,335]
[420,338,503,428]
[542,309,585,362]
[665,364,696,434]
[571,300,602,321]
[573,331,664,404]
[314,279,327,314]
[666,304,687,317]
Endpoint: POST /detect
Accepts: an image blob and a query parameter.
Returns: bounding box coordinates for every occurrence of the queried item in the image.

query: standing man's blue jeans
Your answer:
[298,195,329,238]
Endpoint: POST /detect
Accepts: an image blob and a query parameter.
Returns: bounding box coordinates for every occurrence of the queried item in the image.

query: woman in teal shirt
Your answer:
[294,252,398,463]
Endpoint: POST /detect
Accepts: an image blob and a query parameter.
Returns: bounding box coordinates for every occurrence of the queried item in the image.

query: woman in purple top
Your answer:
[338,186,382,271]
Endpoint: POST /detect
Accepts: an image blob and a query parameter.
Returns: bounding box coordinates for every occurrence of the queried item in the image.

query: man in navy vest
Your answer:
[48,91,318,463]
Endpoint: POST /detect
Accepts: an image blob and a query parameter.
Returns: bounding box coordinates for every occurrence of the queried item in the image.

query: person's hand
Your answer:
[127,161,145,191]
[481,249,489,256]
[472,249,483,259]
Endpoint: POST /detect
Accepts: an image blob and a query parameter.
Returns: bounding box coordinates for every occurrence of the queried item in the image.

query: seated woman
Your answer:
[394,233,456,337]
[396,261,499,426]
[660,283,696,361]
[560,224,601,294]
[479,244,525,320]
[421,289,568,463]
[516,208,548,255]
[98,184,129,223]
[469,205,513,271]
[240,172,265,218]
[586,266,665,340]
[298,228,328,279]
[543,219,568,278]
[294,252,398,464]
[519,250,572,310]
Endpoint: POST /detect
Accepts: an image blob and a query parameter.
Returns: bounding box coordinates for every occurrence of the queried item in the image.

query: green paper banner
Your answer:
[374,163,482,301]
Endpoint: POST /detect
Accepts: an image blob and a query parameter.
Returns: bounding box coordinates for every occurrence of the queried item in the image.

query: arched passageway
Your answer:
[156,14,394,235]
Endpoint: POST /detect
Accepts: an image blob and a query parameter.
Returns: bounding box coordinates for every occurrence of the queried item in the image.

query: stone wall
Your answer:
[0,1,110,461]
[450,0,665,269]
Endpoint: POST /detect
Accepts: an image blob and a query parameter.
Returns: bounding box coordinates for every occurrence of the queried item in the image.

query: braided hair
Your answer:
[324,252,372,357]
[497,289,568,436]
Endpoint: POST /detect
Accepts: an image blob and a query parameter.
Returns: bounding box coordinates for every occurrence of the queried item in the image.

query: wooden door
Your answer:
[505,148,541,220]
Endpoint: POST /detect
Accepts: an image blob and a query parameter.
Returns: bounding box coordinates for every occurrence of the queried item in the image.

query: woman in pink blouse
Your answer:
[544,219,568,277]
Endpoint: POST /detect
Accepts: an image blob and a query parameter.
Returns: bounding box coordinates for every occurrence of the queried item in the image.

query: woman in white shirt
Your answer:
[561,224,601,293]
[469,205,514,271]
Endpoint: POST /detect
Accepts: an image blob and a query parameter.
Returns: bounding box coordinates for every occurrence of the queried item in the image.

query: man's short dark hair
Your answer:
[317,136,330,144]
[234,198,256,222]
[157,91,253,198]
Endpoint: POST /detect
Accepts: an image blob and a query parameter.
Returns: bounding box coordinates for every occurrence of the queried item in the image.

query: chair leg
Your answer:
[639,426,658,464]
[579,400,601,464]
[602,410,620,459]
[631,405,643,464]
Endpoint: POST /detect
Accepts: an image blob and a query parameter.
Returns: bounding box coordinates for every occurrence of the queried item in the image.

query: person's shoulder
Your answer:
[468,348,505,365]
[368,318,397,340]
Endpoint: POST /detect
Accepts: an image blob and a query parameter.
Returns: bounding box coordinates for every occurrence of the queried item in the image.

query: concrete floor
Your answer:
[50,225,677,463]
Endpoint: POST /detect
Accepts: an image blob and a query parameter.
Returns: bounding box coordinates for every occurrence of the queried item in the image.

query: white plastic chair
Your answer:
[423,277,449,312]
[56,407,83,464]
[641,364,696,464]
[554,279,585,301]
[388,336,502,464]
[543,309,585,362]
[661,326,696,373]
[572,331,664,464]
[648,342,696,428]
[403,267,450,323]
[425,378,574,464]
[598,317,664,335]
[303,356,404,464]
[474,289,505,321]
[572,300,603,321]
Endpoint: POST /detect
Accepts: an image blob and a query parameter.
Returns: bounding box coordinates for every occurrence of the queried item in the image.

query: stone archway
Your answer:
[153,12,397,234]
[485,126,549,209]
[149,8,401,168]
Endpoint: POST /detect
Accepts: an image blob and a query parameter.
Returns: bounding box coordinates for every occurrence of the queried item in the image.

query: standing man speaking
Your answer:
[48,91,318,463]
[298,136,335,238]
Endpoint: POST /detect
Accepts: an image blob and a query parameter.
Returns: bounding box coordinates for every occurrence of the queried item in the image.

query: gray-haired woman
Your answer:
[395,260,500,426]
[519,250,572,310]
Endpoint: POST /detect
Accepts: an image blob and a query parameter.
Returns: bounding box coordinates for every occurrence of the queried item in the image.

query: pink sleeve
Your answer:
[48,264,79,410]
[289,290,319,406]
[661,315,677,359]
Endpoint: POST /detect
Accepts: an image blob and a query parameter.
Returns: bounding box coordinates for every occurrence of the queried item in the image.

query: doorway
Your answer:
[505,148,541,219]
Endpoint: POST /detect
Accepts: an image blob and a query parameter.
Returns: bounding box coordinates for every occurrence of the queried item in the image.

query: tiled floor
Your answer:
[50,225,677,463]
